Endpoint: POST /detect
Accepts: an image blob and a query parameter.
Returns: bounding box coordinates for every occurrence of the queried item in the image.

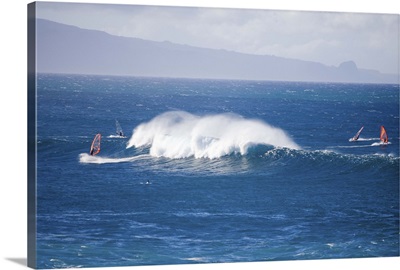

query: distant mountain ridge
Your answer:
[36,19,398,84]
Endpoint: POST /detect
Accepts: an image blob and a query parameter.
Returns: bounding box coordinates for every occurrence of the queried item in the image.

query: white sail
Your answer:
[349,126,363,142]
[116,120,124,137]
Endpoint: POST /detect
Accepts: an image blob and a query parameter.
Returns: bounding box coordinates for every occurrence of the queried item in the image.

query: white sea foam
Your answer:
[79,153,149,164]
[126,111,300,159]
[107,135,127,139]
[357,137,380,141]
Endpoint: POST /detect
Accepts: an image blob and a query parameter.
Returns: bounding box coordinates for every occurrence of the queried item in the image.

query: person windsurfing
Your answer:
[90,134,101,156]
[115,120,124,137]
[380,126,388,144]
[350,126,364,142]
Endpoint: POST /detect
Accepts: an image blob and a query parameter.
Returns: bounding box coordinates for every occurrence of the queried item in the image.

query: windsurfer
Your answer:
[350,126,364,142]
[115,120,124,137]
[90,133,102,156]
[380,126,388,144]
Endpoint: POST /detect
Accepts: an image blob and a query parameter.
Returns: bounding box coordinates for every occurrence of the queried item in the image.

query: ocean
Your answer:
[35,73,399,268]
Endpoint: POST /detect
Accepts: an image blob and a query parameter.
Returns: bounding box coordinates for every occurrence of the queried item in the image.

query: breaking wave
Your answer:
[126,111,300,159]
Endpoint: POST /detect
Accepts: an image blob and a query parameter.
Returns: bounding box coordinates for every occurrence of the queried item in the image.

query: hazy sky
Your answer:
[36,2,399,74]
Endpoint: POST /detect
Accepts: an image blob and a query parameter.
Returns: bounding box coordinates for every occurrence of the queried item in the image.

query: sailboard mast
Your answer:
[90,133,101,156]
[380,126,388,143]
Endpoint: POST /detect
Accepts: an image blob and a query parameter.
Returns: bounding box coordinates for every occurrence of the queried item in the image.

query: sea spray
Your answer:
[127,111,300,159]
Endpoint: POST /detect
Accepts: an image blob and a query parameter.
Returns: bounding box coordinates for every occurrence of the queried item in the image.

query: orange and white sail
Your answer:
[90,133,101,155]
[380,126,388,143]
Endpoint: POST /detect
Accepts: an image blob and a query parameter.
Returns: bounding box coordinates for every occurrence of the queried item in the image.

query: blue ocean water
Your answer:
[36,74,399,269]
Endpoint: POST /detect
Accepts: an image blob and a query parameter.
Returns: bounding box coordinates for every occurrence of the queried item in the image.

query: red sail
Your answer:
[380,126,388,143]
[90,134,101,155]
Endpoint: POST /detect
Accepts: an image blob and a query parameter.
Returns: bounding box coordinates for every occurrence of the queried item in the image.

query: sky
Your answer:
[35,2,399,75]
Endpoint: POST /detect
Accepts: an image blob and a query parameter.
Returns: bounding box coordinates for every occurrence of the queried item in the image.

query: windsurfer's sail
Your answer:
[350,126,364,142]
[380,126,388,143]
[90,133,101,156]
[115,120,124,137]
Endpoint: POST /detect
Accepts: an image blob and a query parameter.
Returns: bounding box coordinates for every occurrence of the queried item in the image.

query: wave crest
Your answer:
[127,111,300,159]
